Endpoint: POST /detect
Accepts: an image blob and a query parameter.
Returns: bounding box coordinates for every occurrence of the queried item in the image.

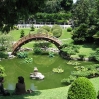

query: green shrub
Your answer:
[79,54,86,60]
[41,25,51,32]
[20,30,25,38]
[33,42,51,48]
[0,46,6,51]
[67,77,96,99]
[51,24,61,31]
[30,25,35,31]
[90,48,99,61]
[0,65,6,77]
[33,47,42,55]
[13,26,19,30]
[61,75,76,85]
[37,28,48,34]
[67,27,72,32]
[0,51,8,59]
[51,24,62,38]
[52,29,62,38]
[23,58,33,63]
[71,71,90,77]
[17,52,28,58]
[96,31,99,36]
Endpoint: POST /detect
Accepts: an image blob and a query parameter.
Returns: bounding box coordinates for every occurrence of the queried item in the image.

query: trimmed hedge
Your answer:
[67,77,96,99]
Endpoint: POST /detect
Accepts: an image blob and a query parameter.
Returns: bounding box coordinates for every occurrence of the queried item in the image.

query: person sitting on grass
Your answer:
[0,77,10,96]
[13,76,33,95]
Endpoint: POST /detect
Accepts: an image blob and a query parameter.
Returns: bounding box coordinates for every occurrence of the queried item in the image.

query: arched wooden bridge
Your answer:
[12,33,62,55]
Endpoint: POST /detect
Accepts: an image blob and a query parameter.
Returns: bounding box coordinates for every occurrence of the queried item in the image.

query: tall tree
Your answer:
[40,0,73,13]
[61,0,73,11]
[72,0,98,43]
[0,0,46,33]
[41,0,62,13]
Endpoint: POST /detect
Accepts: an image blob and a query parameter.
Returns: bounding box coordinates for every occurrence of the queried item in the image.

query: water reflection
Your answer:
[7,83,15,90]
[30,83,38,91]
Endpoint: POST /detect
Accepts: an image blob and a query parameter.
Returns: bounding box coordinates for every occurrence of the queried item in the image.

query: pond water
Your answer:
[0,55,97,90]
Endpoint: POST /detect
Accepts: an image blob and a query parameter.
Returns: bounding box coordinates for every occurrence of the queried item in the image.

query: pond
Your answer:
[0,55,97,90]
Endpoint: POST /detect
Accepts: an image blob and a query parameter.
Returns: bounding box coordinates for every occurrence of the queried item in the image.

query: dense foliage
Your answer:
[51,24,62,38]
[72,0,99,44]
[0,34,13,51]
[33,12,72,24]
[90,48,99,61]
[17,52,28,58]
[61,64,99,85]
[67,77,96,99]
[0,0,46,33]
[60,44,80,59]
[20,30,25,38]
[40,0,73,13]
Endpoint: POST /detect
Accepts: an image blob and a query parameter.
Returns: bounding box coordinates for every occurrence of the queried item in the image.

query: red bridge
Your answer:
[12,33,62,55]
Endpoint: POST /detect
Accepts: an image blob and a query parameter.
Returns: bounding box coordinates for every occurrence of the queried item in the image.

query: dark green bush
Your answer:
[90,48,99,62]
[61,75,76,85]
[17,52,28,58]
[71,71,90,77]
[0,51,8,59]
[78,54,86,60]
[33,42,51,48]
[20,30,25,38]
[96,31,99,36]
[60,44,80,58]
[0,46,6,51]
[67,77,96,99]
[33,47,42,55]
[67,27,72,32]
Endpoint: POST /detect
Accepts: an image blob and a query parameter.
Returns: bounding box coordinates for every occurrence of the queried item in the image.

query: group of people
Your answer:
[0,76,33,96]
[30,67,45,80]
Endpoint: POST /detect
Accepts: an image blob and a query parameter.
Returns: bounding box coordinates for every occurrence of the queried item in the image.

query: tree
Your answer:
[0,34,13,51]
[40,0,73,13]
[67,77,96,99]
[20,30,25,38]
[72,0,97,43]
[0,0,46,33]
[41,0,62,13]
[61,0,73,11]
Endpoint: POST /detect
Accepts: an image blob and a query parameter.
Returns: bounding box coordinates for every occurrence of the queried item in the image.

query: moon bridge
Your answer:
[12,33,62,55]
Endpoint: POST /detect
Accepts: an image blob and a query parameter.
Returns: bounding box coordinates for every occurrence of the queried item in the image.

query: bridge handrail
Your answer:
[12,33,62,50]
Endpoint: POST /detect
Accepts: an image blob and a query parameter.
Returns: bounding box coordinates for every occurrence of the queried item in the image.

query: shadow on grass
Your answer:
[82,43,98,50]
[0,90,41,99]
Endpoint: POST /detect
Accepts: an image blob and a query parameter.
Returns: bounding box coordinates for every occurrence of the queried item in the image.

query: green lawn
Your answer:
[9,29,31,41]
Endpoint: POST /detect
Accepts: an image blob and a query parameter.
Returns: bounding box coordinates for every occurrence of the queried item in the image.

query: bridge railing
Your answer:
[12,33,62,50]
